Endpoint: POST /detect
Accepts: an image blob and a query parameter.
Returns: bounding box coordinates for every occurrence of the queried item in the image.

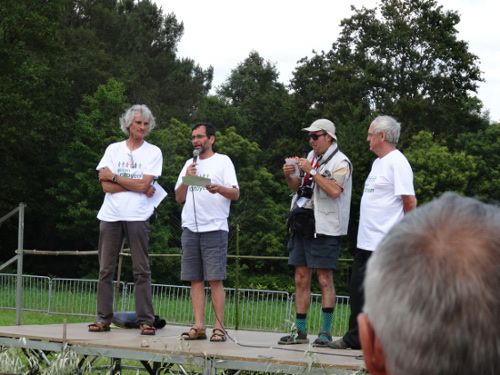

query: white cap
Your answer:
[302,119,337,141]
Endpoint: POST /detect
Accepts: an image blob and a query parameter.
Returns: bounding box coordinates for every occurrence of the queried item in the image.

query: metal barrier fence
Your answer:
[0,273,350,335]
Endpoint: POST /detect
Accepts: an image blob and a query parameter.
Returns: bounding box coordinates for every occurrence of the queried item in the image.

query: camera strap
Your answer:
[317,146,339,169]
[303,157,319,186]
[303,146,339,186]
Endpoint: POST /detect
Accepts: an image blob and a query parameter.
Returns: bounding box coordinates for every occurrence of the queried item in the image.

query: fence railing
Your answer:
[0,273,350,335]
[1,203,352,335]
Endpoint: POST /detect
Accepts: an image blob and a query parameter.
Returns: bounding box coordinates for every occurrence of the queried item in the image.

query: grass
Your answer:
[0,309,89,326]
[0,283,351,335]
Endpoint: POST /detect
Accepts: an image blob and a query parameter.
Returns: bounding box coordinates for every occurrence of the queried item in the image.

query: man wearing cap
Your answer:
[279,119,352,347]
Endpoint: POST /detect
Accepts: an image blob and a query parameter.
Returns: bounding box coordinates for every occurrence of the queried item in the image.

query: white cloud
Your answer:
[156,0,499,122]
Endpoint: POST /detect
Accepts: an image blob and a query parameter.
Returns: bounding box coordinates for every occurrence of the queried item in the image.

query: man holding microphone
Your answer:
[175,122,239,343]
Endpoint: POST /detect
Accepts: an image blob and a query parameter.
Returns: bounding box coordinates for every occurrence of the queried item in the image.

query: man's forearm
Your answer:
[175,184,188,204]
[101,181,127,193]
[402,195,417,213]
[114,175,154,193]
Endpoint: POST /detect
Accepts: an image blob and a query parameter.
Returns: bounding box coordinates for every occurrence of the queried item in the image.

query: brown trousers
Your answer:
[96,221,154,326]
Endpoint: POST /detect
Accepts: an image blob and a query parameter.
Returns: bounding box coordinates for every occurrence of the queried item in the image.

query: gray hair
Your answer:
[364,192,500,375]
[371,115,400,144]
[119,104,156,135]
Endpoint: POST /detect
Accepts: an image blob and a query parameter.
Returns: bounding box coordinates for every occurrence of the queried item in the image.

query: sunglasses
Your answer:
[308,132,327,140]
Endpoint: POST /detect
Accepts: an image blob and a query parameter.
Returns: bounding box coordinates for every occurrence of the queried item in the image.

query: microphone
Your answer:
[192,149,200,163]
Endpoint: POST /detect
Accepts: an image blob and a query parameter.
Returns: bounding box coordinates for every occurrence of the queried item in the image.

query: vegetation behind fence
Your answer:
[0,273,350,336]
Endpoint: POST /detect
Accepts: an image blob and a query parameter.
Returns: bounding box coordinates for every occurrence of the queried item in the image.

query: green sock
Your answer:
[320,307,334,337]
[296,313,307,334]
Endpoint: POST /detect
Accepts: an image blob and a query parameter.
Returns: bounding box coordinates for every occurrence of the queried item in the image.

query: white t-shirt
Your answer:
[357,149,415,251]
[96,140,163,221]
[175,153,238,232]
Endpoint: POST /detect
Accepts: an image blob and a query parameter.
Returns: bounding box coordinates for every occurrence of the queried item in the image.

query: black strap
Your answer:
[318,146,339,167]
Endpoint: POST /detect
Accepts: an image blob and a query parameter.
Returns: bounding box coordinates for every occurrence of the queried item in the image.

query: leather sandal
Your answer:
[88,322,110,332]
[210,328,226,342]
[140,323,156,336]
[181,326,207,340]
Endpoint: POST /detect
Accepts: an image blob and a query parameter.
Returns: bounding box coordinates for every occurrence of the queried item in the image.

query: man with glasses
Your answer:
[279,119,352,347]
[175,123,239,343]
[90,104,162,336]
[330,115,416,349]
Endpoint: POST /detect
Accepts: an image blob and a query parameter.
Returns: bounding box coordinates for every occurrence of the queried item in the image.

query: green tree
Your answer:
[405,131,477,203]
[1,0,212,265]
[59,0,212,121]
[291,0,487,144]
[0,0,76,255]
[216,51,300,171]
[458,123,500,202]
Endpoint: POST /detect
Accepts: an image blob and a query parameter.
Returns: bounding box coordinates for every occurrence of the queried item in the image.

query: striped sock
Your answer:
[320,307,334,338]
[296,313,307,334]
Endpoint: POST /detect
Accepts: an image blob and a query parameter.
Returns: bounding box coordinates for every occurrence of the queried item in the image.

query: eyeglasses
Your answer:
[191,134,207,141]
[308,132,327,140]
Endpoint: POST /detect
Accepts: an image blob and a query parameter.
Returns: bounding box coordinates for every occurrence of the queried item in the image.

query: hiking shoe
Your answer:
[312,332,333,347]
[278,331,309,345]
[328,338,349,349]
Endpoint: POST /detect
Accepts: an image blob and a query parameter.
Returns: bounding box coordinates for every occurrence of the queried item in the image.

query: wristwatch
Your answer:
[112,174,117,183]
[309,169,318,177]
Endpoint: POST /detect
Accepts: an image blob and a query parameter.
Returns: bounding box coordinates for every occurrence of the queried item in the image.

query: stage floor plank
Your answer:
[0,323,365,374]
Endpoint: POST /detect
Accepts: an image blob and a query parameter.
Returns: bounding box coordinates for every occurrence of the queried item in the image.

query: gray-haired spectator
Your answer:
[358,192,500,375]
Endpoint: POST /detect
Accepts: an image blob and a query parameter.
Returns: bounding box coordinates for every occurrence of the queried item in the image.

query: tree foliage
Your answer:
[0,0,211,254]
[1,0,497,291]
[405,131,477,203]
[458,124,500,202]
[215,51,302,172]
[291,0,488,143]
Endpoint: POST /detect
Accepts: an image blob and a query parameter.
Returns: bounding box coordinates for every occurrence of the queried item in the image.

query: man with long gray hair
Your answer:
[358,192,500,375]
[90,104,162,336]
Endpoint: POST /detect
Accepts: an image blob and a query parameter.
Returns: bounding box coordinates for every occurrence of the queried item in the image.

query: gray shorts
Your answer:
[288,233,341,270]
[180,228,228,281]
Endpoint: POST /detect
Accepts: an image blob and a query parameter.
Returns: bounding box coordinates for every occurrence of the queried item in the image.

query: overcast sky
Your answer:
[155,0,499,122]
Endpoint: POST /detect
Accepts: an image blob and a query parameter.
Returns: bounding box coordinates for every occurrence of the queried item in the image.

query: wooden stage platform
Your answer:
[0,322,365,374]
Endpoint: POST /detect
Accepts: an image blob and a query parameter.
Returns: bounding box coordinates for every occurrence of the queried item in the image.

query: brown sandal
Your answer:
[140,323,156,336]
[181,326,207,340]
[88,322,110,332]
[210,328,226,342]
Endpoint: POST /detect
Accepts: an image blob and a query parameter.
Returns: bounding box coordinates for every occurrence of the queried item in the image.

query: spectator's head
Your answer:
[358,192,500,375]
[120,104,156,136]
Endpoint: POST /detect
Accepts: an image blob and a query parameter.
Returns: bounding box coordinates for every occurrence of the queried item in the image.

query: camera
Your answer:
[297,185,313,199]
